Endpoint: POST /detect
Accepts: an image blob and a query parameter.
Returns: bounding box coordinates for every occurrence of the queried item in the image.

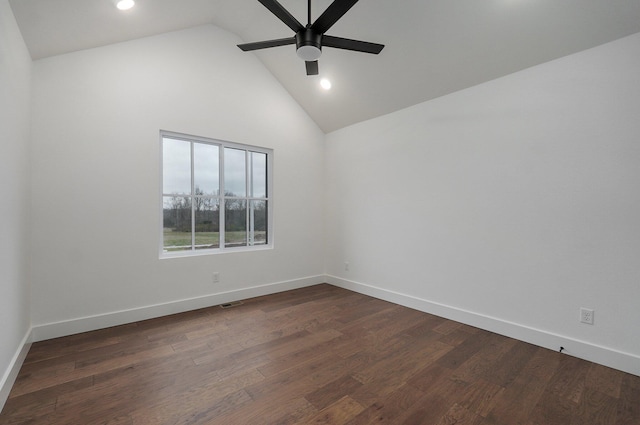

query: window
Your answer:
[161,131,272,256]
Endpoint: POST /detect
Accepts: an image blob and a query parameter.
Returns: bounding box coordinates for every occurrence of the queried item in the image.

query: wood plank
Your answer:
[481,341,540,388]
[451,333,517,383]
[616,374,640,425]
[435,329,494,370]
[482,347,560,424]
[585,363,625,399]
[344,382,426,425]
[349,340,453,406]
[129,370,263,424]
[303,395,365,424]
[305,375,364,410]
[391,393,451,425]
[570,387,619,425]
[436,403,483,425]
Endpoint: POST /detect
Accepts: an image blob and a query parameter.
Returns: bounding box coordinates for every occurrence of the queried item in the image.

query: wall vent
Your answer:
[219,301,244,309]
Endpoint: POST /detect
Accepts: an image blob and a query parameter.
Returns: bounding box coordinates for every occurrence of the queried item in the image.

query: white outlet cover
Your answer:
[580,308,594,325]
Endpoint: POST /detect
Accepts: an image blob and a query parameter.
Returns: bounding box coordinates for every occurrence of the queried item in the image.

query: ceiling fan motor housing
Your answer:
[296,28,322,61]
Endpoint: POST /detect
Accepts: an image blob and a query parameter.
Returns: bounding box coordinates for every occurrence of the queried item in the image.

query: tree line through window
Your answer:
[161,133,271,254]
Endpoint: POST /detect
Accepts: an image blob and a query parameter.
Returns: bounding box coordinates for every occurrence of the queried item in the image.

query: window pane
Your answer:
[250,152,267,198]
[250,200,268,245]
[195,198,219,250]
[224,148,246,197]
[225,199,247,247]
[163,196,192,251]
[194,143,219,196]
[163,138,191,195]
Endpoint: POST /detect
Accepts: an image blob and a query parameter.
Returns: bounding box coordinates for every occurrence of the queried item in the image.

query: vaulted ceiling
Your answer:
[9,0,640,132]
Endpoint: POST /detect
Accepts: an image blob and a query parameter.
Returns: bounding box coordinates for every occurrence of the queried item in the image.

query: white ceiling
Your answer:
[9,0,640,133]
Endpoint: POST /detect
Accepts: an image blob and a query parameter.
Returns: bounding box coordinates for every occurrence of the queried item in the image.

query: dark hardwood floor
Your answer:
[1,284,638,424]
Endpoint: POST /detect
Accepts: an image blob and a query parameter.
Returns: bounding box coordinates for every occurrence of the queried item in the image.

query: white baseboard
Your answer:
[31,275,325,342]
[326,275,640,377]
[0,329,32,413]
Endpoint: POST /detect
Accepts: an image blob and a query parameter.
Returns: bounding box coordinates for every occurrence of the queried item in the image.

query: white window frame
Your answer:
[160,130,273,258]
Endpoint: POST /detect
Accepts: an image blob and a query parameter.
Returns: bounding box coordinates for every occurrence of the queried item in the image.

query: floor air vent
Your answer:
[219,301,244,309]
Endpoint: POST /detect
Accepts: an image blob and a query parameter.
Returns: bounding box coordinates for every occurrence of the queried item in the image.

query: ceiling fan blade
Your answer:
[238,37,296,51]
[311,0,359,34]
[306,60,319,75]
[322,35,384,54]
[258,0,305,32]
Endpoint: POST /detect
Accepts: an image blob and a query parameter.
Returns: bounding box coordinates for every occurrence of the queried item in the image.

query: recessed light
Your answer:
[320,78,332,90]
[114,0,135,10]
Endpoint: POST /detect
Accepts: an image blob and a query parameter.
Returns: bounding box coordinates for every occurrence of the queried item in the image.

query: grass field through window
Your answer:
[163,230,266,251]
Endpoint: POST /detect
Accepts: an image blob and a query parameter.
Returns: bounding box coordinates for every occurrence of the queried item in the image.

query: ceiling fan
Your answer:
[237,0,385,76]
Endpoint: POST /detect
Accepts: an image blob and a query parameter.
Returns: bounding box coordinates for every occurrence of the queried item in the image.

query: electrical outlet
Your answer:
[212,272,220,284]
[580,308,594,325]
[344,262,349,271]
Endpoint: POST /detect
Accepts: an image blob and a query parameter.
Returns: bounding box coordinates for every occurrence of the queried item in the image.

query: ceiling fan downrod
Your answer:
[296,0,322,61]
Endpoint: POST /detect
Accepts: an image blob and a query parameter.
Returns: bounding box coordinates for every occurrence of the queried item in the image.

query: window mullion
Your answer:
[190,142,196,250]
[246,150,251,246]
[219,144,225,249]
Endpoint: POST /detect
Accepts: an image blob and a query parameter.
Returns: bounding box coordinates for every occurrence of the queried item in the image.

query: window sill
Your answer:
[159,244,274,259]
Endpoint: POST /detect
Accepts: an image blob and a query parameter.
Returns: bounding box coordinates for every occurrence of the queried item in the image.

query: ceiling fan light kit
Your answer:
[238,0,384,76]
[296,30,322,61]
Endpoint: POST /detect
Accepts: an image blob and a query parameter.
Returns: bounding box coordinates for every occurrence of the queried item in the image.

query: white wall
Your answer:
[325,33,640,374]
[29,25,326,337]
[0,0,32,405]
